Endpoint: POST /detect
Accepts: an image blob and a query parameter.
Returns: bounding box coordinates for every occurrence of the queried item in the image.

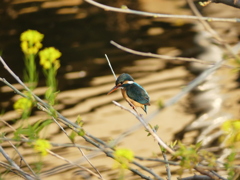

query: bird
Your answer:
[107,73,150,114]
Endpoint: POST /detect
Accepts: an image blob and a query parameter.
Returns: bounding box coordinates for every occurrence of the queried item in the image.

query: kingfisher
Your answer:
[107,73,150,114]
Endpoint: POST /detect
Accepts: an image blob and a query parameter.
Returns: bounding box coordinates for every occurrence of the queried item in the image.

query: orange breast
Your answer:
[121,89,145,109]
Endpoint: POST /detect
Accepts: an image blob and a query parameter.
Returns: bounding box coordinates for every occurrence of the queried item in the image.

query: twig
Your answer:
[112,59,224,148]
[105,54,117,80]
[135,156,179,165]
[0,56,80,131]
[37,103,104,179]
[0,146,34,180]
[211,0,240,9]
[5,136,39,179]
[180,175,214,180]
[0,78,28,98]
[164,60,223,108]
[87,134,164,179]
[50,116,105,180]
[210,170,228,180]
[46,150,102,179]
[0,114,102,179]
[0,62,103,179]
[187,0,240,61]
[0,137,98,151]
[84,0,240,23]
[0,56,172,179]
[40,152,101,178]
[162,152,171,180]
[112,101,175,155]
[105,52,175,155]
[108,62,223,153]
[0,161,35,179]
[194,166,225,180]
[131,161,164,180]
[110,41,232,69]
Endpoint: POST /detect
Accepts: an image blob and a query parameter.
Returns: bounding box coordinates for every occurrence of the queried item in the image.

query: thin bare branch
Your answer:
[112,101,175,155]
[164,60,223,108]
[162,152,171,180]
[0,161,35,179]
[50,116,105,180]
[105,54,117,80]
[110,41,233,68]
[0,56,82,132]
[194,166,226,180]
[84,0,240,22]
[0,146,34,180]
[211,0,240,9]
[46,150,102,179]
[6,136,39,179]
[187,0,240,60]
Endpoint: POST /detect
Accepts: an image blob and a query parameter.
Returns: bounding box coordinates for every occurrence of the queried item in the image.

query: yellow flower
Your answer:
[20,29,44,44]
[54,60,60,70]
[221,120,240,147]
[34,139,52,156]
[221,120,240,133]
[14,97,32,113]
[39,47,61,69]
[113,148,134,169]
[20,30,44,55]
[21,41,29,54]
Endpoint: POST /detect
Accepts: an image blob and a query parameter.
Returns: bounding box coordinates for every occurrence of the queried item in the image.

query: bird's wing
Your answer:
[126,83,150,105]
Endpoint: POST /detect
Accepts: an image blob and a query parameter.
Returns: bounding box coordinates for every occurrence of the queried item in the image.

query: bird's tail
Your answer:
[142,105,147,114]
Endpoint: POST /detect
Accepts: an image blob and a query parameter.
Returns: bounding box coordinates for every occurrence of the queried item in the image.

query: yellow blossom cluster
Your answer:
[34,139,52,156]
[13,97,32,113]
[20,29,44,55]
[221,120,240,147]
[113,148,134,169]
[39,47,61,70]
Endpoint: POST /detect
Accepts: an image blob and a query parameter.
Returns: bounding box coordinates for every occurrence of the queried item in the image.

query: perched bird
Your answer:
[107,73,150,114]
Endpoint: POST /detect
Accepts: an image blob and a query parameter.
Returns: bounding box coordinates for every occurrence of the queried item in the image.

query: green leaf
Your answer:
[69,131,77,142]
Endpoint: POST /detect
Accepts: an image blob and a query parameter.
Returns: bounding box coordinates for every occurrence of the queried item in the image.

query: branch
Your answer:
[194,166,227,180]
[87,134,164,179]
[211,0,240,9]
[0,161,34,179]
[180,175,215,180]
[50,116,104,180]
[112,101,175,155]
[84,0,240,22]
[105,54,117,80]
[164,60,223,108]
[187,0,240,61]
[46,149,103,179]
[110,41,233,69]
[5,136,39,179]
[0,146,34,180]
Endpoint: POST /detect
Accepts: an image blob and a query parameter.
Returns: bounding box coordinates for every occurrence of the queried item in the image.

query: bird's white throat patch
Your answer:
[127,81,134,84]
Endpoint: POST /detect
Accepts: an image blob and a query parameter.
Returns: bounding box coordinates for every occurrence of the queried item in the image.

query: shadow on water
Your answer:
[0,0,197,112]
[0,1,222,179]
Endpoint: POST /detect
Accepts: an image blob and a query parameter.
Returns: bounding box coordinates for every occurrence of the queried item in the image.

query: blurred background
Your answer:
[0,0,240,179]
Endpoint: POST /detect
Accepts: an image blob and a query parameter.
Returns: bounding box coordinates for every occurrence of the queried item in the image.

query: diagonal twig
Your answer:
[187,0,240,61]
[84,0,240,23]
[110,41,233,68]
[112,101,175,155]
[0,146,34,180]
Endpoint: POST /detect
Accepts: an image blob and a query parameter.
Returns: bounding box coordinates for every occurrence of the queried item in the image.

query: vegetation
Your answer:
[0,0,240,180]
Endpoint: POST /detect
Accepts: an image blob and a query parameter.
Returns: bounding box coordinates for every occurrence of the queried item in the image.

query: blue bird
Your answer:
[107,73,150,114]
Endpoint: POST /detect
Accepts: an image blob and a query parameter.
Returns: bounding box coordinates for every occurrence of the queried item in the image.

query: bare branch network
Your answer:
[1,0,239,179]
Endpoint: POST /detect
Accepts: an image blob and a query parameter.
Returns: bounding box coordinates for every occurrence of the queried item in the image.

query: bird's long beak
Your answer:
[107,85,120,95]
